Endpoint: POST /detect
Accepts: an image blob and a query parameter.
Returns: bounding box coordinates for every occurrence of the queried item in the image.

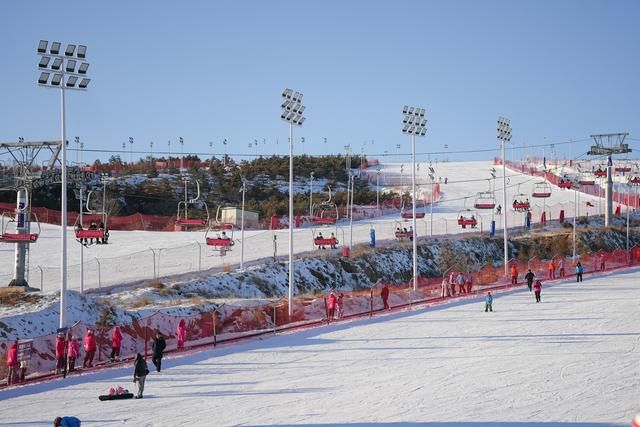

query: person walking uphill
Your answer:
[83,329,96,368]
[6,340,18,385]
[576,262,584,282]
[381,284,390,310]
[110,326,123,362]
[133,353,149,399]
[176,319,186,351]
[533,280,542,303]
[151,331,166,373]
[485,292,493,312]
[525,269,535,292]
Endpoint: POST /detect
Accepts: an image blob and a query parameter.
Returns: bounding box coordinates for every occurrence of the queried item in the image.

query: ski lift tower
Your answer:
[0,139,62,288]
[587,133,631,226]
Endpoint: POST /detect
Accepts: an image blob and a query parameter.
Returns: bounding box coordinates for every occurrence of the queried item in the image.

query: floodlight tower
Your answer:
[402,105,427,292]
[497,116,512,275]
[280,88,306,318]
[587,133,631,227]
[37,40,91,328]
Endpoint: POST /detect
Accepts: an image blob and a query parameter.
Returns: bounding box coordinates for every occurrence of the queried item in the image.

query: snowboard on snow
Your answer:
[98,393,134,401]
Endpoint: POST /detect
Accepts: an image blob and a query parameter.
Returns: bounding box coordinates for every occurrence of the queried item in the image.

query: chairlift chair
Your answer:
[393,222,414,240]
[73,190,109,245]
[312,228,339,249]
[205,223,235,249]
[175,179,210,227]
[0,212,40,243]
[400,197,426,219]
[532,182,552,198]
[558,179,573,189]
[593,168,607,178]
[310,186,339,225]
[473,191,496,210]
[457,209,478,229]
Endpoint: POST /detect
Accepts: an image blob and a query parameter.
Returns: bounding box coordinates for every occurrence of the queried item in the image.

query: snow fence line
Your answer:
[2,247,640,389]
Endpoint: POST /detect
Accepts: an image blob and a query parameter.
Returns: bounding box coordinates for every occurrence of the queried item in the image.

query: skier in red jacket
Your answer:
[176,320,186,350]
[67,337,79,372]
[381,284,390,309]
[110,326,123,362]
[83,329,97,368]
[55,333,66,374]
[6,340,18,385]
[327,292,337,320]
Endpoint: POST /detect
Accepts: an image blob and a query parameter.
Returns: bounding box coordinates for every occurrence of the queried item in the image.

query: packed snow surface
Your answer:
[1,268,638,426]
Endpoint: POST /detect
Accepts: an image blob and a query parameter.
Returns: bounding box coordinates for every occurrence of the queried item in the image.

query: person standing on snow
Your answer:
[510,265,519,285]
[327,292,337,320]
[381,284,390,309]
[456,272,465,295]
[176,320,186,350]
[576,262,584,282]
[485,292,493,312]
[547,260,556,279]
[151,331,166,373]
[336,293,344,319]
[524,269,535,292]
[67,337,79,373]
[5,340,18,385]
[559,259,566,277]
[441,277,450,297]
[133,353,149,399]
[533,280,542,303]
[110,326,123,362]
[55,333,66,374]
[83,329,96,368]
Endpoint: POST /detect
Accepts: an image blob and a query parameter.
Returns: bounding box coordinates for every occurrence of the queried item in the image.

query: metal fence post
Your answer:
[198,242,202,272]
[273,301,277,334]
[37,265,43,292]
[149,248,157,279]
[95,258,101,289]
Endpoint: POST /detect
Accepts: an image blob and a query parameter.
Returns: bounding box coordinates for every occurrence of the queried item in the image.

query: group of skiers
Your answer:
[326,291,345,320]
[75,221,109,245]
[441,271,473,297]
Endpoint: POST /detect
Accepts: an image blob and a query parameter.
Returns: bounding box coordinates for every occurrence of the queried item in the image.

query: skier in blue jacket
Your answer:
[485,292,493,312]
[576,262,584,283]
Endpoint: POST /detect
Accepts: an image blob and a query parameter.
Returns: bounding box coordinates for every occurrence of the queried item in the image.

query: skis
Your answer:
[98,393,134,401]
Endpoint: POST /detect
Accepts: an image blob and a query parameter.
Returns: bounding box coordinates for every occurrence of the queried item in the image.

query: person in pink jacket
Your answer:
[83,329,97,368]
[6,340,18,385]
[55,333,66,374]
[110,326,123,362]
[67,337,79,372]
[533,280,542,303]
[176,320,186,350]
[327,292,337,320]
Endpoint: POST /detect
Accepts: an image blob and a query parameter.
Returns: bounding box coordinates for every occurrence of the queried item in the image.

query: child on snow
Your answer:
[576,262,584,282]
[485,292,493,312]
[67,337,79,372]
[533,280,542,303]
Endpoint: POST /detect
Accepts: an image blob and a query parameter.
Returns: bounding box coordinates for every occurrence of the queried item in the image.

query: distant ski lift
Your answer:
[558,178,573,189]
[615,166,631,173]
[578,172,595,186]
[176,179,209,227]
[629,176,640,185]
[393,222,414,240]
[593,168,607,178]
[400,198,426,219]
[205,223,235,249]
[312,229,339,249]
[473,191,496,210]
[532,182,552,198]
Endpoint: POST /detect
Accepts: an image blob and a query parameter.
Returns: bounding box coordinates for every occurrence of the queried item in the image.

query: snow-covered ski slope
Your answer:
[0,160,603,291]
[1,269,638,426]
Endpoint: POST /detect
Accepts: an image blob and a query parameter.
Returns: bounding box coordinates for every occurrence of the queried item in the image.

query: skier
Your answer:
[449,271,457,296]
[533,280,542,302]
[441,277,450,297]
[110,326,123,362]
[456,272,465,295]
[547,260,555,279]
[576,262,584,282]
[381,284,390,309]
[151,330,166,373]
[496,205,502,215]
[485,292,493,312]
[55,333,66,374]
[327,292,337,320]
[83,329,96,368]
[599,254,605,271]
[524,269,535,292]
[176,319,186,350]
[510,264,518,285]
[336,293,344,319]
[330,232,337,249]
[67,337,79,373]
[465,272,473,293]
[408,226,413,241]
[559,259,566,278]
[5,340,18,385]
[133,353,149,399]
[53,416,81,427]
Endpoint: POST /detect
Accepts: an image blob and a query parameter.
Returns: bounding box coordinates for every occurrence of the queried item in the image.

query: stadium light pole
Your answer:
[238,168,247,271]
[129,137,134,165]
[309,172,314,216]
[497,116,512,275]
[179,136,184,172]
[280,88,306,318]
[573,183,578,260]
[376,168,381,215]
[402,105,427,291]
[37,40,91,328]
[429,168,435,237]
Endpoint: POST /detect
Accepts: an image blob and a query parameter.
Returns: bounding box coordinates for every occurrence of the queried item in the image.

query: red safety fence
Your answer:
[2,245,639,387]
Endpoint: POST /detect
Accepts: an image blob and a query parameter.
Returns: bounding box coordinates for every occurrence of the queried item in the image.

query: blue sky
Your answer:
[2,0,639,164]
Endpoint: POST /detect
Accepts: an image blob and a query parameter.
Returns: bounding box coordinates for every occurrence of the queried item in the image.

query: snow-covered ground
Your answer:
[1,268,638,426]
[0,161,604,292]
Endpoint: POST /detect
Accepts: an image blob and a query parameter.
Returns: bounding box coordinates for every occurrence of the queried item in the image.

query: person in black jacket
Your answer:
[151,331,166,373]
[524,269,535,292]
[133,353,149,399]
